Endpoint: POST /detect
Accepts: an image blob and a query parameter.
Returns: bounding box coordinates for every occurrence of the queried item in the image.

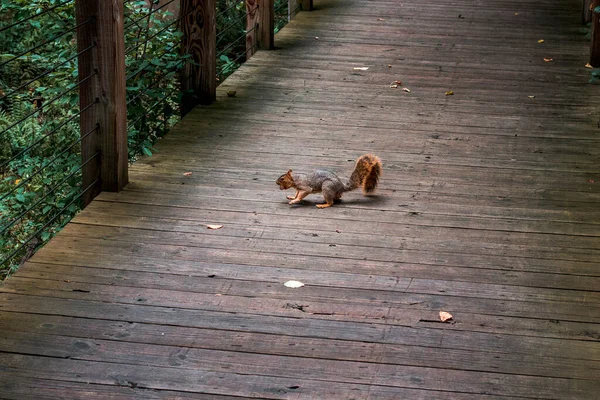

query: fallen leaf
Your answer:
[543,57,553,62]
[284,280,305,288]
[589,179,595,183]
[353,67,369,70]
[445,91,454,95]
[439,311,453,322]
[215,293,222,296]
[514,12,519,16]
[335,229,341,233]
[207,224,223,230]
[14,179,21,185]
[402,87,411,93]
[227,90,236,97]
[585,63,593,69]
[387,64,392,68]
[389,84,398,88]
[528,95,535,98]
[538,39,544,43]
[183,172,193,176]
[314,36,319,40]
[393,80,402,85]
[377,18,385,21]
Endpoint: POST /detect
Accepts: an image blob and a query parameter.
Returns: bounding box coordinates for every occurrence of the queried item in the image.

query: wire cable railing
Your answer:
[0,2,98,276]
[0,0,306,278]
[123,0,188,161]
[217,0,257,83]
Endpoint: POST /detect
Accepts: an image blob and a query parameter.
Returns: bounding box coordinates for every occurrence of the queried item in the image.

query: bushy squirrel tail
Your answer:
[346,154,382,195]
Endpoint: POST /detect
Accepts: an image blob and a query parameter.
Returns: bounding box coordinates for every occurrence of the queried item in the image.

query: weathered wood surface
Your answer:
[180,0,216,111]
[76,0,128,203]
[2,0,600,398]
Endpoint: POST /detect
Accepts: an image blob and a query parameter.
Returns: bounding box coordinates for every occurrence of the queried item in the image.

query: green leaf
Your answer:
[15,193,26,202]
[142,147,153,157]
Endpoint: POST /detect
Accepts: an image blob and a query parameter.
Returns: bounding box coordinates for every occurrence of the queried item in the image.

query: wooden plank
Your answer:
[1,313,597,380]
[0,332,597,399]
[4,0,600,397]
[180,0,216,112]
[258,0,275,50]
[76,0,128,202]
[4,275,600,340]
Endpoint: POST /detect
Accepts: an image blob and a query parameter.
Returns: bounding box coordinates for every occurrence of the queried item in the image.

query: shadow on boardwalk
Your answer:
[1,0,600,398]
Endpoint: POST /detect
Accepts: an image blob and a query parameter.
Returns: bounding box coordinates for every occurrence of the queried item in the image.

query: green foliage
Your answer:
[0,0,292,277]
[0,0,81,277]
[124,0,185,161]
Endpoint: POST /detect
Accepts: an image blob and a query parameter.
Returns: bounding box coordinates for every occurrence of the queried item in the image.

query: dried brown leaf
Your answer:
[183,172,193,176]
[543,57,553,62]
[439,311,453,322]
[445,91,454,95]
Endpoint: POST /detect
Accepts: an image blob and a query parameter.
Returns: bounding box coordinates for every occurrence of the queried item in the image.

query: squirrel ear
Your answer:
[287,169,293,175]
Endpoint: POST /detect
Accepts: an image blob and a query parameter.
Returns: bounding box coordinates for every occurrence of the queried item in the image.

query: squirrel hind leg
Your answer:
[319,181,339,208]
[317,202,334,208]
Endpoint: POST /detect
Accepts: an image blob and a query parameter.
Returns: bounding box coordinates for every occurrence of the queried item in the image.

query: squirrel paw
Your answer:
[316,203,333,209]
[286,195,296,200]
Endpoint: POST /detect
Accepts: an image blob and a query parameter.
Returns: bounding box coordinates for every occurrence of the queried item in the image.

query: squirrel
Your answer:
[276,154,382,208]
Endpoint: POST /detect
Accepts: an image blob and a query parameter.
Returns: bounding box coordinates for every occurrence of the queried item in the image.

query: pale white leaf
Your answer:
[284,280,305,288]
[207,224,223,230]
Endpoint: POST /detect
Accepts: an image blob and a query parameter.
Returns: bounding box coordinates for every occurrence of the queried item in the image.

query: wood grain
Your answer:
[76,0,128,203]
[4,0,600,398]
[180,0,216,112]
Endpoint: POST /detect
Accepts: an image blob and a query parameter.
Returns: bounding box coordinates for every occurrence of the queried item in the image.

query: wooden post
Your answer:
[246,0,259,59]
[76,0,128,205]
[180,0,216,115]
[246,0,273,59]
[591,1,600,66]
[300,0,312,11]
[258,0,274,50]
[584,0,593,24]
[289,0,299,21]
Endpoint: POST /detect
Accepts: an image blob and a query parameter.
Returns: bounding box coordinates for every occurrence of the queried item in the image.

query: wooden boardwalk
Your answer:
[2,0,600,398]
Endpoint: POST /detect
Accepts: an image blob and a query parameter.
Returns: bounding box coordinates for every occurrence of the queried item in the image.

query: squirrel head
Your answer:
[276,169,294,190]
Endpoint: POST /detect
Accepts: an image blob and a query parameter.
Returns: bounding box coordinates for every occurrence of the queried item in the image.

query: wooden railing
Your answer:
[0,0,311,272]
[76,0,312,204]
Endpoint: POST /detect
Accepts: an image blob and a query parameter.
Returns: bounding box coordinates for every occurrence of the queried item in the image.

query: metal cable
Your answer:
[124,14,182,56]
[0,176,100,268]
[217,5,258,43]
[218,42,257,78]
[0,72,97,139]
[127,82,184,155]
[1,113,99,200]
[0,144,99,236]
[217,23,258,58]
[0,17,94,69]
[0,43,96,103]
[124,0,177,31]
[126,59,186,106]
[0,0,74,34]
[217,1,248,20]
